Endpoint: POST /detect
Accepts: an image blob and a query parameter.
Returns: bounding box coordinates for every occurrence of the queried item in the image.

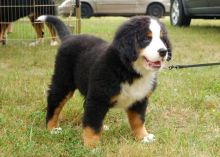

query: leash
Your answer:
[168,62,220,70]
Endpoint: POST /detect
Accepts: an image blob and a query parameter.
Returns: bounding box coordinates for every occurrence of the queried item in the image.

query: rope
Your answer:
[168,62,220,70]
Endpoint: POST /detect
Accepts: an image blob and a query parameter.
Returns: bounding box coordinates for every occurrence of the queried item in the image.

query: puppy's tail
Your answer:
[37,15,71,41]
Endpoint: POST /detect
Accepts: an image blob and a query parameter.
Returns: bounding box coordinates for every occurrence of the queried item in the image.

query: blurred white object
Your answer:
[58,0,75,16]
[142,134,155,143]
[103,125,109,131]
[50,127,62,134]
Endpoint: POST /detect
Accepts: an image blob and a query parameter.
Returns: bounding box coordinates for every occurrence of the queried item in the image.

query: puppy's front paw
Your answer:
[50,127,62,134]
[142,134,155,143]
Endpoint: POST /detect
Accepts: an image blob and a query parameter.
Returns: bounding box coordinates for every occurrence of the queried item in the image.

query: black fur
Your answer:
[43,16,172,135]
[0,0,56,44]
[0,0,56,22]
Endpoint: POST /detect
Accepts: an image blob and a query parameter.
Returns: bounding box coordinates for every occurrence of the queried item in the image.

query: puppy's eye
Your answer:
[139,38,151,48]
[138,32,152,47]
[146,31,152,38]
[143,39,151,45]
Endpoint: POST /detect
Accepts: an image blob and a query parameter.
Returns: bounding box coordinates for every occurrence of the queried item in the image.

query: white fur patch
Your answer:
[142,19,167,62]
[50,40,59,46]
[50,127,62,134]
[114,71,156,109]
[29,38,44,46]
[103,125,109,131]
[142,133,155,143]
[36,15,47,22]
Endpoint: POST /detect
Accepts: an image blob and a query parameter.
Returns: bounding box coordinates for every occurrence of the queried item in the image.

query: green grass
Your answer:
[0,17,220,157]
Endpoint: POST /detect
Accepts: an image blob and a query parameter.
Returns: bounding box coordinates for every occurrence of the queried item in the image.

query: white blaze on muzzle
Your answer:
[142,19,168,62]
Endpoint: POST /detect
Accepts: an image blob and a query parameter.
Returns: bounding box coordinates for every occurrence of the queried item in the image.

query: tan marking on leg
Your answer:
[34,23,44,39]
[0,24,9,44]
[0,25,3,41]
[46,23,56,41]
[29,15,44,39]
[7,23,13,33]
[0,30,3,43]
[47,92,73,130]
[127,110,148,140]
[83,127,101,148]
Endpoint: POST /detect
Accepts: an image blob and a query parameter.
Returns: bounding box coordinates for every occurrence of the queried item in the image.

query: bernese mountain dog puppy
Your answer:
[0,0,57,46]
[37,15,172,148]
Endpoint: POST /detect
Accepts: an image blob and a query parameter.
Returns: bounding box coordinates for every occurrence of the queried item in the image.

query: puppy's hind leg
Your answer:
[46,54,75,133]
[46,23,58,46]
[47,87,73,134]
[0,24,9,45]
[29,15,44,46]
[83,95,110,148]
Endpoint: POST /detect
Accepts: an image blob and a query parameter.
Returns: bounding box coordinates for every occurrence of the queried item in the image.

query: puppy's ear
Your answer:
[165,37,172,61]
[113,32,138,65]
[160,22,172,61]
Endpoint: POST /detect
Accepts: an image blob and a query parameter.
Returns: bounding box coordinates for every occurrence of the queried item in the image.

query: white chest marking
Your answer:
[114,72,156,109]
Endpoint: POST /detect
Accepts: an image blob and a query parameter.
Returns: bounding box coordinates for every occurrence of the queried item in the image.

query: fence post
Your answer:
[75,0,81,34]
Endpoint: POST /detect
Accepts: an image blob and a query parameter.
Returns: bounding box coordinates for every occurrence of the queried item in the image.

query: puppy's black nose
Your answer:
[158,48,168,58]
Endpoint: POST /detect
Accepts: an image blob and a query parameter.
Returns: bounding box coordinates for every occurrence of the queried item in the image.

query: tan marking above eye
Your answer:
[146,31,152,38]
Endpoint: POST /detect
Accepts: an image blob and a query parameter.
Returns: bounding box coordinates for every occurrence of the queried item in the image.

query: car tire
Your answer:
[170,0,191,26]
[147,3,164,18]
[81,3,93,18]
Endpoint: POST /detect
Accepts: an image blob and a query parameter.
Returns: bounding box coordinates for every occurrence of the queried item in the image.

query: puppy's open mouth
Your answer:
[143,57,162,69]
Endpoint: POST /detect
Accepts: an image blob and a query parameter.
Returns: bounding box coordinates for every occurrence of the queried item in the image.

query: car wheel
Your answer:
[170,0,191,26]
[81,3,93,18]
[147,3,164,18]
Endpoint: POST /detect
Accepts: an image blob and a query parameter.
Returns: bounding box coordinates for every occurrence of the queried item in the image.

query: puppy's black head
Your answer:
[112,16,172,72]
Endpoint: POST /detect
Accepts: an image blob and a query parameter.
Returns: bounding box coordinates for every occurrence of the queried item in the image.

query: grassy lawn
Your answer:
[0,17,220,157]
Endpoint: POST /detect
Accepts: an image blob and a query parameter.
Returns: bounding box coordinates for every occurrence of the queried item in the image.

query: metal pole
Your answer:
[75,0,81,34]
